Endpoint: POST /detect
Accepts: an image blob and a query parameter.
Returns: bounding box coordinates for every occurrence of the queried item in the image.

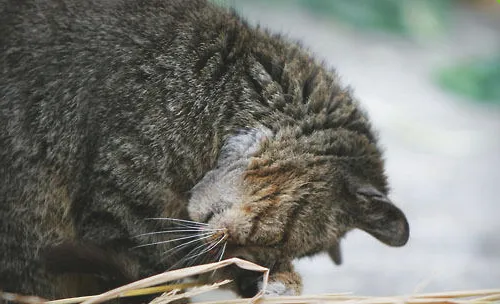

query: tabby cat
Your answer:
[0,0,409,300]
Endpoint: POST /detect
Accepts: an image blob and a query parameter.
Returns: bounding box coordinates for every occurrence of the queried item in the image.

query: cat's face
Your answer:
[188,127,409,295]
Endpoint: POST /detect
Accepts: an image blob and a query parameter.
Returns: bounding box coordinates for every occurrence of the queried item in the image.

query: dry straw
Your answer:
[1,258,499,304]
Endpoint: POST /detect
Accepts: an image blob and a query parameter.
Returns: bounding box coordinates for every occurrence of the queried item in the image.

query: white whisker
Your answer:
[173,223,203,229]
[161,235,210,257]
[218,241,227,262]
[211,241,228,278]
[157,220,211,231]
[184,234,226,262]
[184,244,211,268]
[167,221,209,229]
[134,228,223,238]
[167,240,212,270]
[132,231,214,249]
[183,242,212,267]
[145,217,208,226]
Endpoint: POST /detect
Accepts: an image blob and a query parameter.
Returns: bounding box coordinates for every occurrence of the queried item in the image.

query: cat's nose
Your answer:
[206,212,253,246]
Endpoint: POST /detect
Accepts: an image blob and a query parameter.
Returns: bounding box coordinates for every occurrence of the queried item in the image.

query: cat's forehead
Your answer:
[218,127,274,166]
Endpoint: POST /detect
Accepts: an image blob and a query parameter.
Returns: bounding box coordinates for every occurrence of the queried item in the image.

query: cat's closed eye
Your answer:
[203,211,215,223]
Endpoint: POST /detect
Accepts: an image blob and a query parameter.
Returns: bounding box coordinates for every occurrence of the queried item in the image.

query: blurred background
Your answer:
[206,0,500,298]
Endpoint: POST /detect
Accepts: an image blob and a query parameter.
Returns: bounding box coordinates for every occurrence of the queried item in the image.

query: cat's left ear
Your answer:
[352,186,409,247]
[327,242,342,265]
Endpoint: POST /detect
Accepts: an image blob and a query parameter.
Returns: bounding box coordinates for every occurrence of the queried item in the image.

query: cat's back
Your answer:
[0,0,217,175]
[0,0,204,98]
[0,0,226,298]
[0,0,190,204]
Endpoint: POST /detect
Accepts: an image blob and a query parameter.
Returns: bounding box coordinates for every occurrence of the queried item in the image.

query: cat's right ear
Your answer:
[352,186,410,247]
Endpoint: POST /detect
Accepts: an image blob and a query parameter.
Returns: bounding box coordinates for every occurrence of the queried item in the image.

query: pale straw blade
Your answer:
[149,280,232,304]
[80,258,269,304]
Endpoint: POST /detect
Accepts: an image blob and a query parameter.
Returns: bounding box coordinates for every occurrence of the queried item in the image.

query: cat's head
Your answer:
[188,126,409,293]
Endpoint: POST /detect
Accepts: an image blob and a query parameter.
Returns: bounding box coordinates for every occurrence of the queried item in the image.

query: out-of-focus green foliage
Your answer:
[308,0,450,36]
[437,57,500,104]
[303,0,451,39]
[222,0,451,39]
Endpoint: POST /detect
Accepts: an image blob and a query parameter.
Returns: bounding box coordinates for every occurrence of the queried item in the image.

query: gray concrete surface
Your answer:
[198,2,500,299]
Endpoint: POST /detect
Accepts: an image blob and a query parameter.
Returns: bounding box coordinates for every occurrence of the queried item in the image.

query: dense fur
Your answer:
[0,0,409,300]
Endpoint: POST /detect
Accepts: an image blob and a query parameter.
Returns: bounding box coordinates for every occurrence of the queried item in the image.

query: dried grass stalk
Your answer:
[149,279,232,304]
[186,289,500,304]
[0,258,268,304]
[78,257,268,304]
[45,282,202,304]
[2,258,499,304]
[0,291,48,304]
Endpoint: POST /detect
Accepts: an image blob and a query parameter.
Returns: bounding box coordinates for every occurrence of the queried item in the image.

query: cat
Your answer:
[0,0,410,300]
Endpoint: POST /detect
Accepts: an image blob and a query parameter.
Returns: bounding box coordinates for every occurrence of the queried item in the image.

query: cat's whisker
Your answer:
[167,221,209,230]
[198,251,213,270]
[158,228,227,257]
[182,233,228,272]
[161,220,213,231]
[183,243,212,268]
[159,231,227,261]
[217,241,227,262]
[160,237,205,257]
[167,240,212,270]
[183,235,226,262]
[210,239,228,278]
[144,217,208,226]
[134,228,224,238]
[132,231,215,249]
[168,231,228,270]
[137,220,228,270]
[134,230,202,238]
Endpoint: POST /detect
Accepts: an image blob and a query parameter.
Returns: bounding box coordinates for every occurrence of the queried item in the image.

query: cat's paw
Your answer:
[260,280,298,296]
[258,270,302,296]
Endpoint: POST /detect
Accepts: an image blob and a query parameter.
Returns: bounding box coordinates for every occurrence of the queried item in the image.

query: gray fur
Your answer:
[0,0,409,300]
[188,127,272,223]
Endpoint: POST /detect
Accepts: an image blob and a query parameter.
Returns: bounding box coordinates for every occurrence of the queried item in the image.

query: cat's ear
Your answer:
[353,186,409,247]
[327,242,342,265]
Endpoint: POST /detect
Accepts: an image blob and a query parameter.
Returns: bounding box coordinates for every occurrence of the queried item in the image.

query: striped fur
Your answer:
[0,0,409,299]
